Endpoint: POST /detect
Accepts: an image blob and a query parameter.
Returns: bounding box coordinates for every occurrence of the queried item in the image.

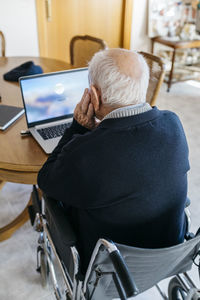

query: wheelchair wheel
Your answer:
[40,250,49,287]
[168,277,187,300]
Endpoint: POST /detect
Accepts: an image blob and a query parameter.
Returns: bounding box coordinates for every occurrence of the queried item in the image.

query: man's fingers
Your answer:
[80,88,88,105]
[74,88,87,113]
[81,92,91,114]
[87,103,94,119]
[90,86,95,102]
[74,102,80,115]
[74,88,95,130]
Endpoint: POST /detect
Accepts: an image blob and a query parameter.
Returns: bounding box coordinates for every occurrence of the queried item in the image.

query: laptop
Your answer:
[19,68,88,154]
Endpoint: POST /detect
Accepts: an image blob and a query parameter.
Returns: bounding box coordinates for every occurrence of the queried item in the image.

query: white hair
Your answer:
[88,49,149,106]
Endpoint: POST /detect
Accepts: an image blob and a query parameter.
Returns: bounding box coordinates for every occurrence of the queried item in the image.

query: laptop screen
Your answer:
[19,68,88,127]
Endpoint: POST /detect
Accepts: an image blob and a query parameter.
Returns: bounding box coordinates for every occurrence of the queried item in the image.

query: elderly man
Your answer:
[38,48,189,273]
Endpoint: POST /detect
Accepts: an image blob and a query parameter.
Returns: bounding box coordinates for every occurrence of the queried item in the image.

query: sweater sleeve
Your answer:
[37,118,90,203]
[46,118,90,162]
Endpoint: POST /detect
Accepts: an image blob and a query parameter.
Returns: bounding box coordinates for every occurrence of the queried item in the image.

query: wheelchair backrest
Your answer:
[83,235,200,299]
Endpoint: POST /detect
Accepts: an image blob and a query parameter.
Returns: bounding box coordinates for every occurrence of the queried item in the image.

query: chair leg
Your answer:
[167,49,176,92]
[0,180,5,190]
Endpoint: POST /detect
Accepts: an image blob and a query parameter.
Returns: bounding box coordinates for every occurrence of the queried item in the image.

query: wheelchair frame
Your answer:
[35,210,138,300]
[30,186,200,300]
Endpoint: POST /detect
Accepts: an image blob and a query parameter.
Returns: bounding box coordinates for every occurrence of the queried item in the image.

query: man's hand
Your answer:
[74,88,96,130]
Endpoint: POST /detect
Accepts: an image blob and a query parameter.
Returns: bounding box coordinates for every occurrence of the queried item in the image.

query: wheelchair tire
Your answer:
[168,277,187,300]
[40,250,49,287]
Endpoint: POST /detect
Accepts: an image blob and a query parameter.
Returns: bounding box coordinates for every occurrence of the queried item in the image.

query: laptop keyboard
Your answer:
[37,123,71,140]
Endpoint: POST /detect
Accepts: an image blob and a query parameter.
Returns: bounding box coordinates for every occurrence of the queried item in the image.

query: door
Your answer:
[36,0,133,63]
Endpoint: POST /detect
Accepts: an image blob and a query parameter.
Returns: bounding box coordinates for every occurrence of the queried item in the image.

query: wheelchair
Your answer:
[29,185,200,300]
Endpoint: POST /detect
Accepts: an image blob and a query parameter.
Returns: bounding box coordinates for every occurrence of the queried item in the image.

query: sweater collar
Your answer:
[99,106,160,129]
[103,103,152,120]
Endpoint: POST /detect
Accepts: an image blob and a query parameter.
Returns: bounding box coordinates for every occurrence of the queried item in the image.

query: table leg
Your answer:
[167,49,176,92]
[0,191,32,242]
[0,180,5,190]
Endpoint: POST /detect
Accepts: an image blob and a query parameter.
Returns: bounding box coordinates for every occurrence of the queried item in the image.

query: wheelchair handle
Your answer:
[109,250,139,298]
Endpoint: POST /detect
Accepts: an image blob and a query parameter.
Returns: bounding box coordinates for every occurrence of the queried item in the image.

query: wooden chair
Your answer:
[139,51,165,106]
[70,35,107,68]
[0,31,5,57]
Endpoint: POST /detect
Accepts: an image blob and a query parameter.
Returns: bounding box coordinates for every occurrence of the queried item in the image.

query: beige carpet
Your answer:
[0,81,200,300]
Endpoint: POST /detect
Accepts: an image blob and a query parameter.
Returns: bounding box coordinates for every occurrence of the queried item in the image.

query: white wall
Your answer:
[130,0,151,52]
[0,0,149,57]
[0,0,39,56]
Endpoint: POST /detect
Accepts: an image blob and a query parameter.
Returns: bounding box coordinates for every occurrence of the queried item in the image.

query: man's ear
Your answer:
[90,85,101,111]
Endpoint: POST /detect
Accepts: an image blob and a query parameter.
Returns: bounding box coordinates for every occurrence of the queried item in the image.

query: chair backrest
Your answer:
[83,236,200,299]
[0,31,5,57]
[139,51,165,106]
[70,35,107,68]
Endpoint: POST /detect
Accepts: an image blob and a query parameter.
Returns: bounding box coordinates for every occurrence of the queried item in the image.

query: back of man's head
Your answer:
[88,48,149,107]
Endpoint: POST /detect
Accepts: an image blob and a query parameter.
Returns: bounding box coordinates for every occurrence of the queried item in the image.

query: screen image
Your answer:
[20,69,88,124]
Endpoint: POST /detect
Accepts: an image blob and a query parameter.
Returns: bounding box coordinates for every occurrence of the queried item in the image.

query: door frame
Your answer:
[122,0,134,49]
[36,0,134,58]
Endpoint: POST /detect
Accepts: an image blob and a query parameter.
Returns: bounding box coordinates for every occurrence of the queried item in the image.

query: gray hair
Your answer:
[88,49,149,106]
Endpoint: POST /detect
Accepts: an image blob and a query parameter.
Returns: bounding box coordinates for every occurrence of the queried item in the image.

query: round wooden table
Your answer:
[0,56,72,240]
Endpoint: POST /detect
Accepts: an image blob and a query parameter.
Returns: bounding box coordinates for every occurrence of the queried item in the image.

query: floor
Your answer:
[0,81,200,300]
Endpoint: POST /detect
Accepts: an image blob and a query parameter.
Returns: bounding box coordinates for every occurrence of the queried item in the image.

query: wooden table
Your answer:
[151,37,200,92]
[0,56,72,241]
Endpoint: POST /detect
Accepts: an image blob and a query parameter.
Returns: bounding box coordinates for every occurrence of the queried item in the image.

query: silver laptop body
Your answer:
[19,68,88,154]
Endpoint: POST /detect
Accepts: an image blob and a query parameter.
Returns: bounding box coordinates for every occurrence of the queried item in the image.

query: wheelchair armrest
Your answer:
[110,250,139,298]
[186,197,191,207]
[184,206,195,240]
[43,194,77,247]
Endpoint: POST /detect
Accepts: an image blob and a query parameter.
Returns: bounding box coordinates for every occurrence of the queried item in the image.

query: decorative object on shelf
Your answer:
[148,0,200,38]
[150,0,200,91]
[158,48,200,81]
[148,0,183,38]
[180,23,198,39]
